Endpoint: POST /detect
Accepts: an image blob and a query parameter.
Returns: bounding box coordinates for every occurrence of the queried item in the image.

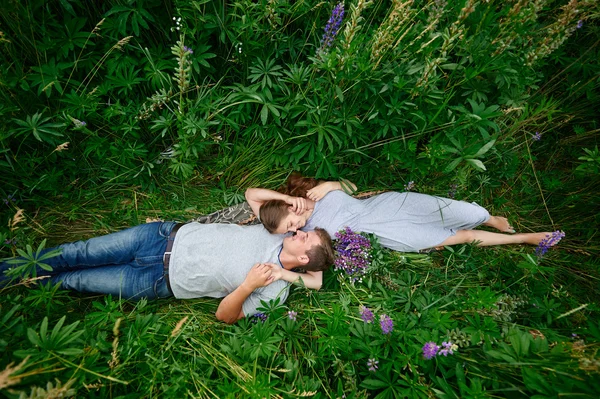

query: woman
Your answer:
[246,173,558,289]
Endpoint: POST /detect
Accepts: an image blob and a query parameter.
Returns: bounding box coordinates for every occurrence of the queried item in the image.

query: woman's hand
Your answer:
[307,180,357,201]
[307,181,336,202]
[264,263,283,282]
[285,195,307,215]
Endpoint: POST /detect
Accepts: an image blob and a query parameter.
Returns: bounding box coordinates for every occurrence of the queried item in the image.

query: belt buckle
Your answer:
[163,251,172,264]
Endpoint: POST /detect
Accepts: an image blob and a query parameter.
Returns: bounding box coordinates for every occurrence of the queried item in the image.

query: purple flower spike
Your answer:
[535,230,565,258]
[379,314,394,335]
[532,131,542,141]
[576,20,583,29]
[367,358,379,372]
[359,305,375,323]
[422,342,440,359]
[287,310,298,321]
[318,2,345,53]
[334,227,372,281]
[183,46,193,54]
[448,184,457,199]
[438,341,456,356]
[251,312,268,323]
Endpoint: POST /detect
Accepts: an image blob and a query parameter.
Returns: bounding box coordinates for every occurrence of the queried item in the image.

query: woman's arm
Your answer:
[245,188,307,218]
[266,263,323,290]
[306,179,358,202]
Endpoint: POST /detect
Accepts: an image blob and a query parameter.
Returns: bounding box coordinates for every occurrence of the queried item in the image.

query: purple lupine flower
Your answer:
[367,358,379,372]
[251,313,268,323]
[287,310,298,321]
[448,184,457,199]
[438,341,457,356]
[576,20,583,29]
[422,342,440,359]
[379,314,394,335]
[359,305,375,323]
[183,46,193,54]
[3,194,15,206]
[334,227,372,281]
[571,333,579,339]
[318,3,345,53]
[404,181,415,191]
[532,131,542,141]
[535,230,565,258]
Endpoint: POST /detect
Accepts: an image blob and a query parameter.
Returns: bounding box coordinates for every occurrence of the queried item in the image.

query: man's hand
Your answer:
[285,195,307,215]
[243,263,275,290]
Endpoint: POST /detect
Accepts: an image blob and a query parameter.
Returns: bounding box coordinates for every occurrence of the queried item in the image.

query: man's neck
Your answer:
[278,249,299,270]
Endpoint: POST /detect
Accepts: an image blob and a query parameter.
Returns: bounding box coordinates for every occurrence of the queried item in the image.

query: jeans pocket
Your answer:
[154,275,172,298]
[158,221,177,239]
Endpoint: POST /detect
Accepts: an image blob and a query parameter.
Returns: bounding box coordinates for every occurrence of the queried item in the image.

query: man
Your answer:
[0,221,334,324]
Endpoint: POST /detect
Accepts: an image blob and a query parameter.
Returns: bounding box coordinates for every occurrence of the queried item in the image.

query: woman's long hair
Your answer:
[260,172,321,232]
[283,172,321,198]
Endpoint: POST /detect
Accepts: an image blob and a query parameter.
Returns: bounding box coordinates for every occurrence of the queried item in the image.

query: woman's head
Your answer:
[260,199,308,234]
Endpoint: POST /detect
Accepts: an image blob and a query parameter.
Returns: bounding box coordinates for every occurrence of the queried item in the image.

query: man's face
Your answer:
[282,230,321,257]
[275,211,308,234]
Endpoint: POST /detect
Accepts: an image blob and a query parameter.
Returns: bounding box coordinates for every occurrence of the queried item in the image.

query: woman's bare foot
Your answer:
[485,216,515,233]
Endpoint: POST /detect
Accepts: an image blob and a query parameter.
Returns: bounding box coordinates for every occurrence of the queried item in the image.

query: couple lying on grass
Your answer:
[1,173,559,323]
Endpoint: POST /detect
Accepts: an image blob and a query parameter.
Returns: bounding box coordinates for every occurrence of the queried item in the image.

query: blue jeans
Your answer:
[0,221,176,300]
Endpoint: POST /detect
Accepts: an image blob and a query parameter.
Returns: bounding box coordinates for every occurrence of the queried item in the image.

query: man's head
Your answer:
[260,199,309,234]
[281,228,334,272]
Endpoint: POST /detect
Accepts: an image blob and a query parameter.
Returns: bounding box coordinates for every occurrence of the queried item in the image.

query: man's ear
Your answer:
[297,254,309,265]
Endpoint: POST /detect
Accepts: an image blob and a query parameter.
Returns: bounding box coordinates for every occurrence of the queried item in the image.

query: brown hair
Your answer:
[260,172,323,233]
[259,199,289,233]
[303,227,335,272]
[283,172,321,198]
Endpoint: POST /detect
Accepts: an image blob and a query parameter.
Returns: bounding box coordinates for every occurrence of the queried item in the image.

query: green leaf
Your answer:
[335,86,344,103]
[261,105,268,125]
[444,158,462,172]
[473,139,496,157]
[361,378,390,390]
[466,158,486,171]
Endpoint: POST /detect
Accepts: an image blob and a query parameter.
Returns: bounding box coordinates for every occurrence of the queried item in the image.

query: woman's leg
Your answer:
[439,230,553,247]
[483,216,515,233]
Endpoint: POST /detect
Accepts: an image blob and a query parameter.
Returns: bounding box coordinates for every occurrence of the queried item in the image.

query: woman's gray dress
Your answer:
[301,191,490,252]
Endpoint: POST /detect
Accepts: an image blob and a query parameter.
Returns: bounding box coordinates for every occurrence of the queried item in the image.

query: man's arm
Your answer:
[215,263,274,324]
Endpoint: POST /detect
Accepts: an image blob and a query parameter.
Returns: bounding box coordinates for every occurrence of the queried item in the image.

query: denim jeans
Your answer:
[0,221,176,300]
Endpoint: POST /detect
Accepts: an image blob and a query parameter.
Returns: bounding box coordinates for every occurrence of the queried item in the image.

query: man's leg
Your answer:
[1,221,176,281]
[50,257,172,300]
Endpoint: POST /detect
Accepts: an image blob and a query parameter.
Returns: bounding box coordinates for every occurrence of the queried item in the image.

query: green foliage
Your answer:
[0,0,599,397]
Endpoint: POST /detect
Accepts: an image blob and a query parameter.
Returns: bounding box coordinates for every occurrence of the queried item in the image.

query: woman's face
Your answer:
[275,211,308,234]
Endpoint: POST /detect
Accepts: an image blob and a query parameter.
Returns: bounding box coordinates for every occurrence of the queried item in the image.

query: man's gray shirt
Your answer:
[169,223,290,316]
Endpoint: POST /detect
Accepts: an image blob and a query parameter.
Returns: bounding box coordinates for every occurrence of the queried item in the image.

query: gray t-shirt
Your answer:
[303,190,490,252]
[169,223,289,316]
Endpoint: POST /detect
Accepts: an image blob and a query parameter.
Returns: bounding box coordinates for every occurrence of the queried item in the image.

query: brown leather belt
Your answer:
[163,223,185,295]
